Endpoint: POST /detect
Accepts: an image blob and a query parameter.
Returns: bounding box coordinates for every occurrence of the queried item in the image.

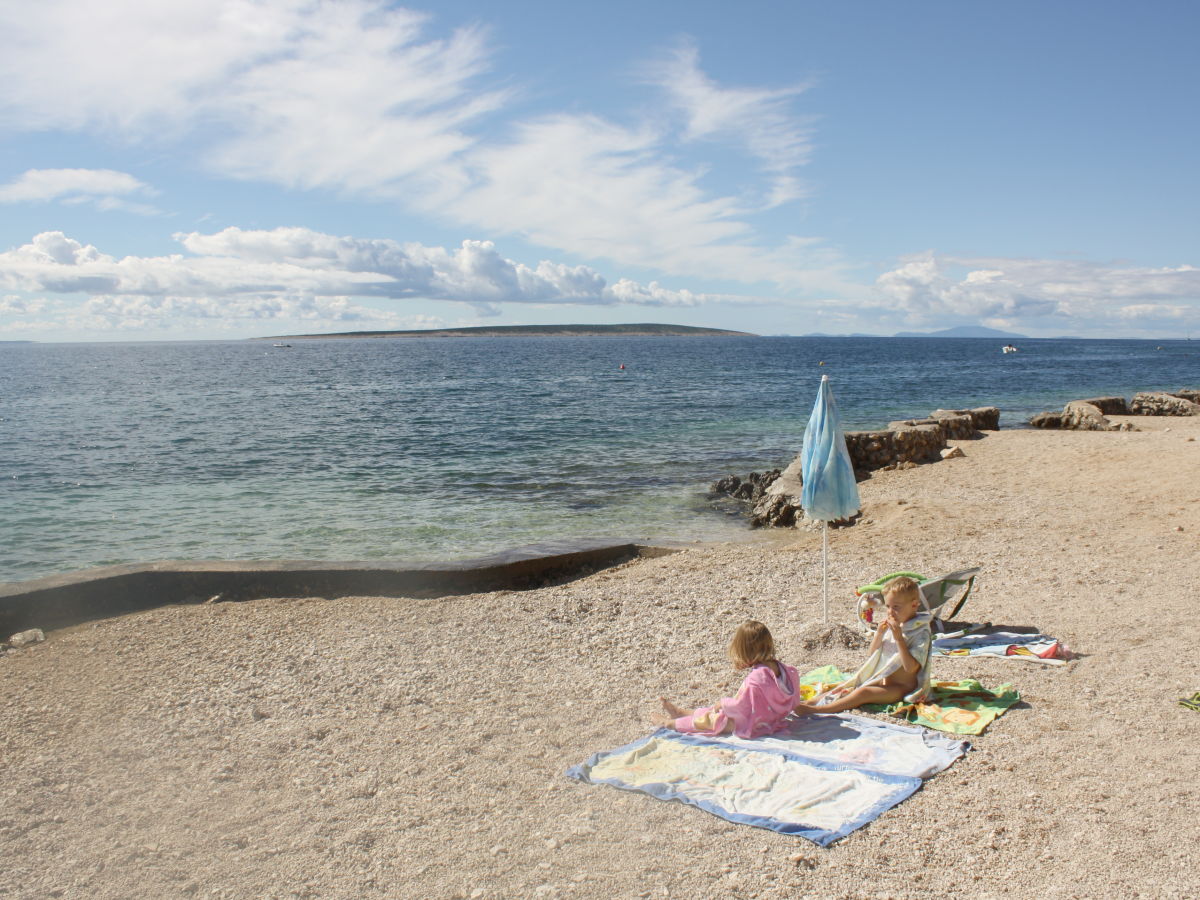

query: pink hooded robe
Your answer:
[674,662,800,739]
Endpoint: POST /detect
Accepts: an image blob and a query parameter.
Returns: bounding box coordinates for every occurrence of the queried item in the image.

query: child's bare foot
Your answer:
[659,697,688,718]
[650,711,676,729]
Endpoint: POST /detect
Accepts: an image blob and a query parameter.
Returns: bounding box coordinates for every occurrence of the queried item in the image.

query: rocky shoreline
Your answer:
[715,389,1199,527]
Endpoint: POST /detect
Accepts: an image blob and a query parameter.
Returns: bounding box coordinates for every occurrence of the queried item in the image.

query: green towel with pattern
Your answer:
[798,667,1020,735]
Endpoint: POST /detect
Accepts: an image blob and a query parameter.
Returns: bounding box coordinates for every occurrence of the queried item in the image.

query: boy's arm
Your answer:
[891,623,926,675]
[867,621,887,653]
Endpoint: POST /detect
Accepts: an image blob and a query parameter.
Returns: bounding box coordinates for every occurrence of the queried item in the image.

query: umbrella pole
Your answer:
[822,521,829,624]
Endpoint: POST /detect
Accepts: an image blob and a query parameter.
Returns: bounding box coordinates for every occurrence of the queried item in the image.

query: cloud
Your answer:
[0,228,724,331]
[0,1,504,190]
[644,41,814,207]
[874,252,1200,328]
[0,1,845,293]
[0,294,52,314]
[0,168,159,214]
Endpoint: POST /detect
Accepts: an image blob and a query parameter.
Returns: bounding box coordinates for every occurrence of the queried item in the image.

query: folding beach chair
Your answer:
[855,568,981,633]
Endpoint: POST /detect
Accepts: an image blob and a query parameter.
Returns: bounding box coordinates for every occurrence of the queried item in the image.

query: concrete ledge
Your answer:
[0,543,676,633]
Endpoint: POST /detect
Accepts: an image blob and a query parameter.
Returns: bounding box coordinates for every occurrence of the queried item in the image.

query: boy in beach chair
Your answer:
[795,576,933,714]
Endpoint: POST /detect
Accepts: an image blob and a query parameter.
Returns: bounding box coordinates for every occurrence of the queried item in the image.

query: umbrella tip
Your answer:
[821,373,829,382]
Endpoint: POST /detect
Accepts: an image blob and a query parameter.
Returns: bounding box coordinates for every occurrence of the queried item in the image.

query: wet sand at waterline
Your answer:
[2,416,1198,899]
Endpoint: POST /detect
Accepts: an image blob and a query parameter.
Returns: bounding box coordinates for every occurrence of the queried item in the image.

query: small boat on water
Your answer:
[272,342,292,348]
[1001,344,1019,354]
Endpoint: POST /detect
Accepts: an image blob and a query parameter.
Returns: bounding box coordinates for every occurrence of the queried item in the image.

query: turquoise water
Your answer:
[2,336,1196,583]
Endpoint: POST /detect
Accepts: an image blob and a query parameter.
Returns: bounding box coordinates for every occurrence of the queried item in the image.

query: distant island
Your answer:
[891,325,1029,339]
[257,323,756,340]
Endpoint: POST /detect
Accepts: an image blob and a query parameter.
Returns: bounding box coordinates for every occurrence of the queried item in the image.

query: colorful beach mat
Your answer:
[933,629,1073,665]
[1180,691,1200,712]
[799,666,1020,736]
[873,680,1021,735]
[566,713,967,845]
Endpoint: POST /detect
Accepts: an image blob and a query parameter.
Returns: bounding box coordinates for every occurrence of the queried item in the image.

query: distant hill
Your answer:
[258,323,756,339]
[892,325,1028,339]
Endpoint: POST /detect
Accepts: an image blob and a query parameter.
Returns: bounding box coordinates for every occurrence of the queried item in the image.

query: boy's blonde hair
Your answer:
[883,575,921,606]
[727,619,776,669]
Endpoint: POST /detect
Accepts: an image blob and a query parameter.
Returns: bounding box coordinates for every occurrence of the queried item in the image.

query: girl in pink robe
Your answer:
[652,620,799,740]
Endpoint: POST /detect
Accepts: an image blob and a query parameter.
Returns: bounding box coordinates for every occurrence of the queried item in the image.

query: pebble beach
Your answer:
[2,415,1199,899]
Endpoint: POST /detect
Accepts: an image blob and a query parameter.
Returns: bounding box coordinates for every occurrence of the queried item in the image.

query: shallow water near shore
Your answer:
[2,335,1197,582]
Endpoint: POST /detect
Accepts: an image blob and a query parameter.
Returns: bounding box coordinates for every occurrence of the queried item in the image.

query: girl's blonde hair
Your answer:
[727,619,776,670]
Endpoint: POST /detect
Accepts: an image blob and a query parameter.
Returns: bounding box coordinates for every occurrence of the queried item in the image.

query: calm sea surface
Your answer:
[2,336,1197,583]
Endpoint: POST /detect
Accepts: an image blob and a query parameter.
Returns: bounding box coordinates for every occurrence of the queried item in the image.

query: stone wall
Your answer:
[885,422,947,462]
[844,430,896,471]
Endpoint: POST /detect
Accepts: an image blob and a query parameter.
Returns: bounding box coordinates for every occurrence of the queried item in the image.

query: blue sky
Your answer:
[1,0,1197,341]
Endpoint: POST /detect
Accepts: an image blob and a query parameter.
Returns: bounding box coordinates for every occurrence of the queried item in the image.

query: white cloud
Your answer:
[0,168,159,214]
[644,41,814,207]
[0,1,504,190]
[0,228,724,332]
[0,1,845,293]
[0,294,52,314]
[874,252,1200,329]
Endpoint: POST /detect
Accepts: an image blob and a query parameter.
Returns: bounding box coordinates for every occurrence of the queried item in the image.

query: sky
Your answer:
[1,0,1198,342]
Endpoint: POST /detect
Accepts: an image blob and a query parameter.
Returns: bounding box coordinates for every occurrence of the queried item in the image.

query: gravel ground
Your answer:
[2,416,1199,899]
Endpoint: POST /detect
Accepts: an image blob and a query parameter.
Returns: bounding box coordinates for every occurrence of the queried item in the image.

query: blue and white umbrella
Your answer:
[801,374,861,622]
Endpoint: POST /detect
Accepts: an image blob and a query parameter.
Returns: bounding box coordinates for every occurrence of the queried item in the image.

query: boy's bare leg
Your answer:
[794,683,908,715]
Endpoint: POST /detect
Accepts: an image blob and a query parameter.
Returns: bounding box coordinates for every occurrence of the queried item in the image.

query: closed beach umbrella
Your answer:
[801,374,861,623]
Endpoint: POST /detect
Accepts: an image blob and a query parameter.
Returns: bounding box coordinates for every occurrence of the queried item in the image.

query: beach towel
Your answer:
[799,667,1020,736]
[566,729,922,846]
[1179,691,1200,712]
[566,712,966,844]
[933,629,1074,665]
[705,711,968,779]
[871,679,1021,735]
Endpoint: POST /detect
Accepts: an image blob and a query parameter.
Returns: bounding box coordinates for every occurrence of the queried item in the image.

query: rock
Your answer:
[8,628,45,647]
[1029,411,1064,429]
[1174,388,1200,404]
[710,469,781,503]
[1130,392,1200,416]
[750,494,799,528]
[1030,401,1128,431]
[1078,396,1129,415]
[940,446,965,459]
[1063,401,1117,431]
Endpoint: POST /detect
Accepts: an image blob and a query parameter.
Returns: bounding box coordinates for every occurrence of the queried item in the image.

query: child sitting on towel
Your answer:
[652,620,800,739]
[794,575,933,714]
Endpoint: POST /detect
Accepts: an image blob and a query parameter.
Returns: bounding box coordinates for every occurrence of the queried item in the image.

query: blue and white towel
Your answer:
[566,713,967,846]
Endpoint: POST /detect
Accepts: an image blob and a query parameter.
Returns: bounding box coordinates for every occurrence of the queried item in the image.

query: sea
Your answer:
[2,336,1197,584]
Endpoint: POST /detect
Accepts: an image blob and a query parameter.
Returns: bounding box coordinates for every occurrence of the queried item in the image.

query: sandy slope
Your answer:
[2,416,1198,899]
